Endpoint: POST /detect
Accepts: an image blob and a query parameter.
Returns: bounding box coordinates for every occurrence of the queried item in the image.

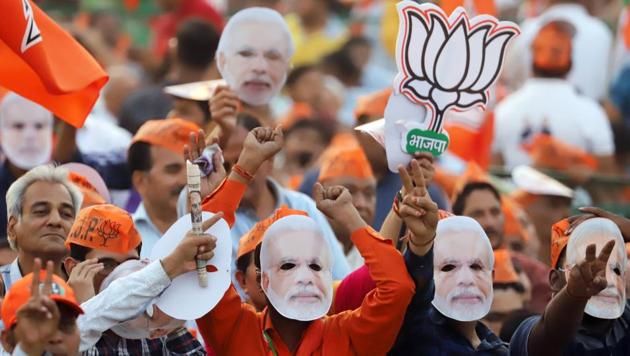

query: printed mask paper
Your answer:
[150,212,231,320]
[384,1,519,171]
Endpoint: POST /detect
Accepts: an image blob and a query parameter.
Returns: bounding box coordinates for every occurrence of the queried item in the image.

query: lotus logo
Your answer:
[394,3,519,132]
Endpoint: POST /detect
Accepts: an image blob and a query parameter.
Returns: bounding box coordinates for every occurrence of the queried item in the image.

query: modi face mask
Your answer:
[260,215,333,321]
[216,7,292,107]
[99,260,185,339]
[0,93,53,169]
[565,218,627,320]
[432,216,494,322]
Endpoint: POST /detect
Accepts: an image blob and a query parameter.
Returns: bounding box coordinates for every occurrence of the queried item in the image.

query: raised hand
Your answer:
[412,152,435,183]
[398,159,438,253]
[314,183,367,233]
[185,129,227,198]
[160,213,223,279]
[15,259,60,355]
[566,240,616,299]
[237,126,284,174]
[209,85,239,147]
[567,207,630,242]
[66,258,104,303]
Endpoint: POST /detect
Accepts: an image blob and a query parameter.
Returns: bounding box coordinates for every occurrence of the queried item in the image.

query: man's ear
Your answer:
[132,171,147,196]
[261,271,270,292]
[235,270,248,292]
[549,269,565,293]
[63,257,79,276]
[7,216,18,250]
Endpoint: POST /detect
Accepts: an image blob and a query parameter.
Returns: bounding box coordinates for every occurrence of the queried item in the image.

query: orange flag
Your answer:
[0,0,108,128]
[439,0,497,16]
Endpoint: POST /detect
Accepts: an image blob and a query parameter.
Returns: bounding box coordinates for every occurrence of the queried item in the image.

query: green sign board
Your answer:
[405,129,449,156]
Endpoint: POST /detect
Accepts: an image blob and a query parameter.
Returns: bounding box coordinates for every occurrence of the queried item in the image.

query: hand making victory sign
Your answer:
[566,239,616,299]
[398,159,439,256]
[14,259,61,356]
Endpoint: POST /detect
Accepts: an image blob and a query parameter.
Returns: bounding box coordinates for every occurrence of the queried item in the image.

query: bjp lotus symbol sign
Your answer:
[393,2,520,132]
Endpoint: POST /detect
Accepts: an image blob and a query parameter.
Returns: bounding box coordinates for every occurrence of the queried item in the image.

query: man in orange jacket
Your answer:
[192,126,416,355]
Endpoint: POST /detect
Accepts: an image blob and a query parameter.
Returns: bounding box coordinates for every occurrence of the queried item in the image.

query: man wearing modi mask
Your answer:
[391,214,506,354]
[210,7,293,130]
[510,217,629,356]
[0,93,54,247]
[195,183,415,355]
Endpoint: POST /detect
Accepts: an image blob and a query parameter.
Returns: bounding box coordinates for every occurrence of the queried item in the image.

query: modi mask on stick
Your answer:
[216,7,293,106]
[0,93,53,169]
[565,218,627,320]
[260,215,334,321]
[432,216,494,321]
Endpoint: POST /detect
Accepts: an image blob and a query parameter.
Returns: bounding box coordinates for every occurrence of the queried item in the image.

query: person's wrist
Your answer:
[235,155,261,175]
[160,254,182,280]
[339,209,367,233]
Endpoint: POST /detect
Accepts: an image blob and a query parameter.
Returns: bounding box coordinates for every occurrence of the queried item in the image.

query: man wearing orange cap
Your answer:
[494,20,615,172]
[63,203,211,353]
[128,118,200,259]
[483,249,529,336]
[1,259,83,355]
[235,207,306,311]
[318,147,376,270]
[453,181,552,313]
[510,217,630,355]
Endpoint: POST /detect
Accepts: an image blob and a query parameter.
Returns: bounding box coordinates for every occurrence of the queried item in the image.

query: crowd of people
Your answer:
[1,0,630,354]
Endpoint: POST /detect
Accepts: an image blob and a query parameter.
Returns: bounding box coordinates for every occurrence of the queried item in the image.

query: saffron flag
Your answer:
[0,0,108,128]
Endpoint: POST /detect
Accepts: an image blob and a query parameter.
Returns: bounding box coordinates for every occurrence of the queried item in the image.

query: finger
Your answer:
[410,160,427,196]
[85,263,105,278]
[197,251,215,260]
[201,212,224,231]
[212,151,225,174]
[196,129,206,156]
[42,260,54,296]
[597,239,616,264]
[400,204,426,218]
[313,183,325,203]
[184,145,191,162]
[43,297,59,320]
[593,275,608,291]
[398,165,413,194]
[189,132,198,158]
[578,260,593,282]
[578,207,609,218]
[31,258,42,297]
[412,152,434,163]
[585,243,597,262]
[566,215,594,234]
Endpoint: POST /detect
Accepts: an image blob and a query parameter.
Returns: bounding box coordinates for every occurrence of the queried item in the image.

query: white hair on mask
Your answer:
[260,215,332,271]
[0,92,53,126]
[566,217,626,266]
[436,216,495,269]
[216,7,295,58]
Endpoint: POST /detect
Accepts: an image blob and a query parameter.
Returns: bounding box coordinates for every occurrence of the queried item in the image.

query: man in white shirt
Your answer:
[493,20,615,171]
[502,0,612,101]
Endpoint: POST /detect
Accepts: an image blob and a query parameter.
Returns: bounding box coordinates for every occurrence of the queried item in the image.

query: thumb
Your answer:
[201,212,224,231]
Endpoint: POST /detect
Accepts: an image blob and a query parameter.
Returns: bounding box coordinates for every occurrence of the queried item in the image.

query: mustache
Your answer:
[448,287,485,302]
[286,286,324,301]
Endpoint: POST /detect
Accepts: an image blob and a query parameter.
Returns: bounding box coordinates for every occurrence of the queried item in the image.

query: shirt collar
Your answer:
[10,258,22,283]
[429,306,507,351]
[261,308,326,355]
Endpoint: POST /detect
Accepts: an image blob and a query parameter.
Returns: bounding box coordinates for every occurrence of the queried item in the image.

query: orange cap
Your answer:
[550,218,571,268]
[68,172,106,208]
[66,204,141,254]
[451,162,491,202]
[237,207,308,260]
[525,134,598,171]
[130,118,199,155]
[2,271,83,329]
[354,88,392,122]
[493,249,520,284]
[319,147,374,183]
[502,196,530,242]
[532,21,574,72]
